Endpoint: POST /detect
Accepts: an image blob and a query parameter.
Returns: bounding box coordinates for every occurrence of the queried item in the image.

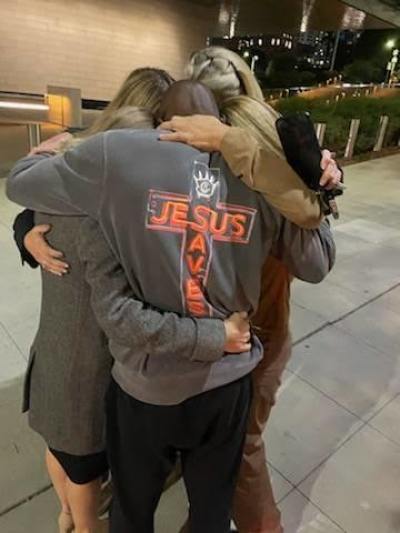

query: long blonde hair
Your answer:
[86,67,174,136]
[187,46,264,102]
[61,106,154,151]
[221,96,284,158]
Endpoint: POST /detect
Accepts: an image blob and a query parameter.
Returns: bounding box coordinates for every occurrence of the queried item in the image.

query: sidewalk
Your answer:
[1,153,400,532]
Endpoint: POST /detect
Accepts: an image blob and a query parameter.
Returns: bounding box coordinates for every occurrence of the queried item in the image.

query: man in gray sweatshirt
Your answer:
[7,84,335,533]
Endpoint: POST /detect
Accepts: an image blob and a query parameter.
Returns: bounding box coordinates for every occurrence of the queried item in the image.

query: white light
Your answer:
[0,101,49,111]
[258,38,263,45]
[301,0,316,32]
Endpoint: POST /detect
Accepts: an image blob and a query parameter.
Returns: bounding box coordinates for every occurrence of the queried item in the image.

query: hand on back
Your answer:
[29,132,72,156]
[224,312,252,354]
[24,225,69,276]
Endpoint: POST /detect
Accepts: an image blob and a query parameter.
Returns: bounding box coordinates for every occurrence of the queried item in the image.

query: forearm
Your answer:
[275,219,336,283]
[7,134,104,216]
[78,220,226,363]
[221,128,322,229]
[7,154,83,215]
[12,209,39,268]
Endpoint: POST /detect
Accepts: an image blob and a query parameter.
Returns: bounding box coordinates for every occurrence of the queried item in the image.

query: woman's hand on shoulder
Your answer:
[159,115,230,152]
[24,225,69,276]
[28,132,72,156]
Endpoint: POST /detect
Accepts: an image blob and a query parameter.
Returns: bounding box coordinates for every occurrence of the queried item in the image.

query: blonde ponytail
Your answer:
[187,47,264,101]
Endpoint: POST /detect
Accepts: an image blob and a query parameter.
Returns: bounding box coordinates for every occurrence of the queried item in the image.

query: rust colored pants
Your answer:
[232,335,291,533]
[179,256,292,533]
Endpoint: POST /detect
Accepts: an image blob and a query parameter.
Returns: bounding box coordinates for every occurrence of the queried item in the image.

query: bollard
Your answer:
[27,124,41,151]
[344,119,360,159]
[373,115,389,152]
[314,123,327,146]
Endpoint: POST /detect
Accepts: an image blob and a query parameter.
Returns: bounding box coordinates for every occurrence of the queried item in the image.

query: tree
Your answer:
[342,60,383,83]
[297,71,317,87]
[263,52,300,88]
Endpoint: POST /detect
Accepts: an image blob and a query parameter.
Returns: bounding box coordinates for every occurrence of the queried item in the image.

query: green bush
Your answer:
[274,96,400,156]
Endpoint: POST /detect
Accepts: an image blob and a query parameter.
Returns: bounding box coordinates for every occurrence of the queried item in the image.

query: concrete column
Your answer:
[315,123,327,146]
[46,86,82,129]
[344,119,361,159]
[373,115,389,152]
[27,124,41,151]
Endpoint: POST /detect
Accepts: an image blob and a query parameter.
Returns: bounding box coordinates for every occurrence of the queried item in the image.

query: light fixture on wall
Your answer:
[0,101,49,111]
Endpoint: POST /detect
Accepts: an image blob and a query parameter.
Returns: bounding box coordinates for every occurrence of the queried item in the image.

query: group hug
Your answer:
[7,46,342,533]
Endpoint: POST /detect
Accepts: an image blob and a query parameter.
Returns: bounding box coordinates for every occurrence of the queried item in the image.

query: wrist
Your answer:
[23,233,31,250]
[214,124,230,151]
[191,319,225,362]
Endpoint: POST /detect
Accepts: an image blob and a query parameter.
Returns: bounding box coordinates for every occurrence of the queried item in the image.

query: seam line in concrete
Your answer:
[293,281,400,348]
[0,484,52,518]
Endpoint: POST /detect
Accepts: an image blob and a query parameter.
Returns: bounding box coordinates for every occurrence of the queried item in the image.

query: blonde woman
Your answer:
[159,46,341,533]
[13,72,253,533]
[17,107,155,533]
[12,68,174,533]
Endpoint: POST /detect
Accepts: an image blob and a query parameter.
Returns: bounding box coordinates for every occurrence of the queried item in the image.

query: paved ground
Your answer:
[0,153,400,532]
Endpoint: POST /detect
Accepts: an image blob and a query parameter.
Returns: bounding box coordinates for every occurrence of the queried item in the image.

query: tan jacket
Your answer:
[221,127,322,230]
[221,127,322,342]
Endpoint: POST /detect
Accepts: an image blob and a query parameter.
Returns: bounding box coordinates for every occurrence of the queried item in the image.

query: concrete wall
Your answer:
[0,0,218,100]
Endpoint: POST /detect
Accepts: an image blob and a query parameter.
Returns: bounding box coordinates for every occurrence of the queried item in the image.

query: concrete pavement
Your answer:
[0,153,400,532]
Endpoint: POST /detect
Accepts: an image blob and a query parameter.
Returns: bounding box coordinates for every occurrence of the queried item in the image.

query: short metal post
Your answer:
[373,115,389,152]
[344,118,360,159]
[27,124,41,151]
[314,123,327,146]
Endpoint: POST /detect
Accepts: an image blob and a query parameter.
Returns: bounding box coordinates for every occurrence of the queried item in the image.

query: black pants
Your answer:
[106,376,252,533]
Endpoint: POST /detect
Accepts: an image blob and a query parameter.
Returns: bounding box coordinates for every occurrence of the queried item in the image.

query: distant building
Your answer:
[211,30,362,73]
[296,31,335,69]
[334,30,363,70]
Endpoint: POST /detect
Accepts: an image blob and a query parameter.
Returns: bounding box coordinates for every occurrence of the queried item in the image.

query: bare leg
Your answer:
[66,477,102,533]
[45,449,74,532]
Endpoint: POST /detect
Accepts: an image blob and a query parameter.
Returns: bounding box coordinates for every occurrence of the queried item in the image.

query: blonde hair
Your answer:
[221,96,284,159]
[60,106,154,151]
[86,67,174,136]
[187,47,264,102]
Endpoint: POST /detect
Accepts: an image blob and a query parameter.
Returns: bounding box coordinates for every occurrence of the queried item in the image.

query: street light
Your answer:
[386,39,396,50]
[251,55,259,73]
[243,51,250,58]
[387,49,399,85]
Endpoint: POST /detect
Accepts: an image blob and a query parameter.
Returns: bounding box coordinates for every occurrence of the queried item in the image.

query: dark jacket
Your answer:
[23,213,112,455]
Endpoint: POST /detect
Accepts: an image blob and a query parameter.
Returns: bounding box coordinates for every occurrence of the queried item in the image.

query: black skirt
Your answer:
[49,447,109,485]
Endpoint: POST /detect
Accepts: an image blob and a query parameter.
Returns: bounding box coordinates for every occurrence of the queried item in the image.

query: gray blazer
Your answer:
[23,213,113,455]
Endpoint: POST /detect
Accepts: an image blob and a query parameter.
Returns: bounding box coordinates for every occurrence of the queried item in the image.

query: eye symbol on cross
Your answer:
[193,163,219,200]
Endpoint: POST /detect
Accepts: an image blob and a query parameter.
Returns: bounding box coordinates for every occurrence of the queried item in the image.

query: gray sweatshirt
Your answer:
[7,129,336,405]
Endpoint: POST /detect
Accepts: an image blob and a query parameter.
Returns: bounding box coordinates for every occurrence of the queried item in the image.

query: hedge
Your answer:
[274,96,400,156]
